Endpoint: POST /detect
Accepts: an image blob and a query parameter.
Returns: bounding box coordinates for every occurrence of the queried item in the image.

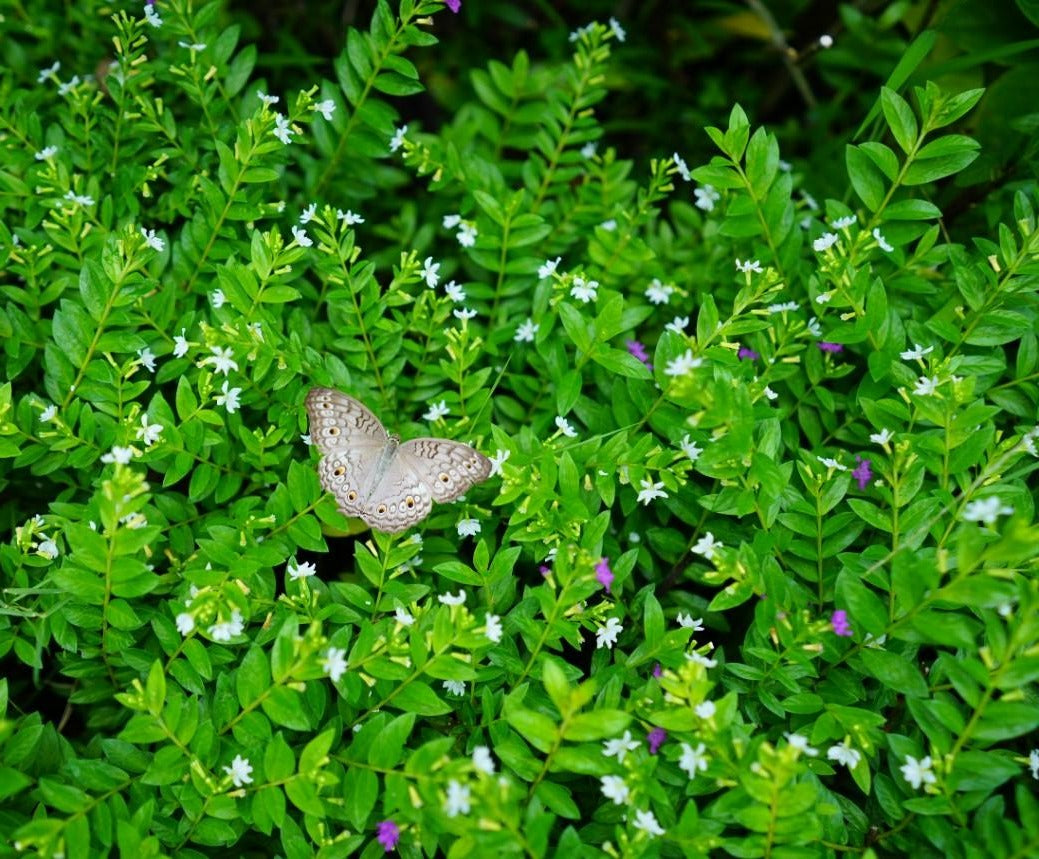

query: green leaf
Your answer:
[880,87,918,154]
[391,681,451,716]
[343,766,378,829]
[144,660,166,716]
[262,687,311,730]
[846,145,887,212]
[858,649,928,697]
[561,710,631,741]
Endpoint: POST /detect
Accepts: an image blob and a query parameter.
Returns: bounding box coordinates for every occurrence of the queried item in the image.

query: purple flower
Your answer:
[652,663,663,678]
[852,456,872,490]
[445,0,461,12]
[817,341,843,354]
[594,557,614,592]
[539,564,551,577]
[647,727,667,754]
[831,610,853,637]
[376,820,400,852]
[738,346,759,361]
[626,339,652,369]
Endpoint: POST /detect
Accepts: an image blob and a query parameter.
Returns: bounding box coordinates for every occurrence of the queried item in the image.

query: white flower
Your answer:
[215,381,242,414]
[608,16,626,41]
[457,223,478,247]
[101,446,136,465]
[223,755,253,787]
[736,258,763,273]
[900,755,937,790]
[389,124,408,153]
[471,746,495,775]
[580,142,597,159]
[37,539,59,560]
[287,560,317,580]
[484,613,502,643]
[291,225,312,247]
[817,456,847,471]
[37,61,60,83]
[457,519,481,538]
[570,277,598,303]
[444,280,466,302]
[443,680,466,696]
[695,700,716,719]
[40,404,58,423]
[175,613,195,635]
[1022,428,1039,457]
[144,2,163,27]
[273,113,294,145]
[664,349,702,377]
[140,227,165,251]
[488,449,510,476]
[687,651,717,668]
[211,288,226,309]
[672,152,691,182]
[439,590,467,606]
[600,219,617,231]
[209,610,245,642]
[694,184,720,211]
[257,91,280,107]
[514,318,539,342]
[538,257,561,279]
[299,203,317,224]
[596,617,624,650]
[831,215,857,229]
[35,145,58,160]
[178,40,207,51]
[676,613,704,631]
[201,345,238,376]
[443,214,462,229]
[913,376,940,396]
[1029,749,1039,780]
[63,189,94,207]
[555,416,578,438]
[807,316,823,337]
[901,343,934,361]
[569,22,595,42]
[813,232,839,252]
[337,209,364,225]
[135,414,163,446]
[453,307,478,321]
[645,278,674,305]
[873,228,893,252]
[312,99,336,121]
[602,730,640,763]
[679,435,702,462]
[172,329,191,359]
[321,647,348,682]
[421,256,441,288]
[423,400,449,421]
[395,606,415,626]
[820,34,834,47]
[826,743,861,769]
[444,779,470,817]
[962,497,1014,525]
[632,809,665,837]
[784,733,819,756]
[636,477,667,505]
[768,301,800,314]
[600,775,630,805]
[58,76,82,97]
[678,742,709,778]
[666,316,689,334]
[691,532,721,560]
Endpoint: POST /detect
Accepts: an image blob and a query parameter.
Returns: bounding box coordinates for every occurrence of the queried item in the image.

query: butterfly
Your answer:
[305,387,492,533]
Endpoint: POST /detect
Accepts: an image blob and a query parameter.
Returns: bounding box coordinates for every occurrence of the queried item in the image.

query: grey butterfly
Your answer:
[305,387,492,533]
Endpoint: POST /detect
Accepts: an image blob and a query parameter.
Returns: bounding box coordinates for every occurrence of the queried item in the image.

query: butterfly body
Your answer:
[305,387,491,533]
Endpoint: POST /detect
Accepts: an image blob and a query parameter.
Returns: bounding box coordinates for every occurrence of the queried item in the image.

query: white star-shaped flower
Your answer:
[900,755,937,790]
[636,477,667,505]
[813,232,838,252]
[600,774,630,805]
[421,256,440,288]
[457,519,481,538]
[691,532,721,560]
[472,746,495,774]
[488,449,510,476]
[223,755,253,787]
[632,809,665,837]
[678,742,709,778]
[321,647,348,682]
[287,560,317,580]
[439,590,466,606]
[962,497,1014,525]
[664,349,702,377]
[538,257,561,279]
[423,400,449,421]
[596,617,623,650]
[515,318,539,342]
[602,730,640,763]
[484,613,502,643]
[444,779,470,817]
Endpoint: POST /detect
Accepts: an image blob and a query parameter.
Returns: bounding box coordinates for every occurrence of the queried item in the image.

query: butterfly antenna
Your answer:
[468,354,512,429]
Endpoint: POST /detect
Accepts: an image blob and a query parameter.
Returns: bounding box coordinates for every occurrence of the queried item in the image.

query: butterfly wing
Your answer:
[397,438,492,503]
[359,452,434,533]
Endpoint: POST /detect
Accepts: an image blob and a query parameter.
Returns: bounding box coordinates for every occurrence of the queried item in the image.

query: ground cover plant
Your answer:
[2,0,1039,856]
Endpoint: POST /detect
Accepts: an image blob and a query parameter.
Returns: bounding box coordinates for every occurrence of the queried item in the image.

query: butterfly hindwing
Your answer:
[397,438,492,503]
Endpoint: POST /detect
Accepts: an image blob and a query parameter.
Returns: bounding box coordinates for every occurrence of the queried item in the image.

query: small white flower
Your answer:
[694,700,716,719]
[687,651,717,669]
[779,159,792,171]
[444,779,470,817]
[735,258,763,273]
[691,532,721,560]
[538,257,561,279]
[337,209,364,225]
[215,381,242,414]
[40,404,58,423]
[299,203,317,224]
[806,317,823,337]
[257,91,280,107]
[632,809,665,837]
[172,329,191,358]
[817,456,847,471]
[900,755,937,790]
[101,446,136,465]
[570,277,598,303]
[484,613,502,643]
[175,613,195,635]
[827,743,861,769]
[472,746,495,775]
[831,215,857,229]
[37,61,60,84]
[608,16,626,41]
[300,433,311,446]
[901,343,934,361]
[768,301,800,314]
[453,307,478,321]
[312,99,336,121]
[962,497,1014,525]
[873,227,893,252]
[421,256,440,288]
[820,34,834,48]
[672,152,691,182]
[678,742,709,778]
[443,680,467,696]
[1029,749,1039,780]
[389,124,408,153]
[602,730,640,763]
[580,141,597,159]
[423,400,449,421]
[291,225,313,247]
[694,184,720,211]
[138,226,165,252]
[209,610,245,642]
[178,40,207,51]
[457,519,481,538]
[144,2,163,28]
[439,590,466,606]
[223,754,253,787]
[679,435,702,462]
[35,145,58,160]
[488,449,510,477]
[664,349,702,377]
[37,539,59,560]
[815,291,833,304]
[135,414,163,446]
[443,214,462,229]
[636,477,667,505]
[287,560,317,580]
[201,345,239,376]
[321,647,348,682]
[395,606,415,626]
[514,318,539,342]
[666,316,689,334]
[645,278,674,305]
[600,219,617,231]
[273,113,294,145]
[211,289,226,309]
[784,733,819,756]
[913,376,940,396]
[596,617,624,650]
[63,189,94,207]
[676,613,704,631]
[813,232,839,252]
[444,280,466,302]
[58,76,82,97]
[457,223,478,247]
[600,774,630,805]
[629,531,640,543]
[555,415,578,438]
